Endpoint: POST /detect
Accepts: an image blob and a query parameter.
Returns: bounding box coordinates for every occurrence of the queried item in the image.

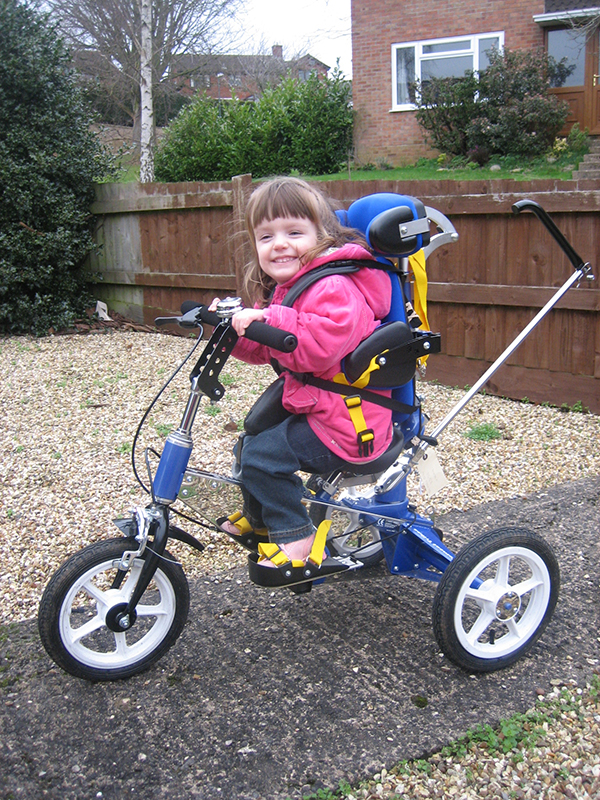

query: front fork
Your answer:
[107,322,240,630]
[107,504,170,632]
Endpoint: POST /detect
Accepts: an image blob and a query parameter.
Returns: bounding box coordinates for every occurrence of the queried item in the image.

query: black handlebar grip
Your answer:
[196,305,297,352]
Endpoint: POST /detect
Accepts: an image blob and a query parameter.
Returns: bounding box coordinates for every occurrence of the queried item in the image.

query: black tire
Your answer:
[432,527,559,673]
[38,537,190,681]
[309,498,384,568]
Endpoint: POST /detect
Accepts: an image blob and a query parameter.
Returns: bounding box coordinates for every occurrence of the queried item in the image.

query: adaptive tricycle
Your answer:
[37,193,593,681]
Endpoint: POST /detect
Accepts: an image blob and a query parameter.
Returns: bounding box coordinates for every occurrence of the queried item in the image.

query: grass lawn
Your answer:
[309,149,588,183]
[106,130,590,184]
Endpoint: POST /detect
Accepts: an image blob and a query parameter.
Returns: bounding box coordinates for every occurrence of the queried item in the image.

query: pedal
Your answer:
[247,553,363,589]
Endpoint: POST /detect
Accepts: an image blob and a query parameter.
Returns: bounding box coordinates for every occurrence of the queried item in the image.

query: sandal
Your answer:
[216,512,269,552]
[247,521,360,589]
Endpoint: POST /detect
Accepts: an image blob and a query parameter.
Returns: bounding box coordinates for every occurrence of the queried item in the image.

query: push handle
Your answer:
[512,199,586,271]
[156,303,297,353]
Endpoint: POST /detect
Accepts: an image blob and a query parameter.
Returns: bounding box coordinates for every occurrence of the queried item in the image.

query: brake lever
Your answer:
[155,307,202,328]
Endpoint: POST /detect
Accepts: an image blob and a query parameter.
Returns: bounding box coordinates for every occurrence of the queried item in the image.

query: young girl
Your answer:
[216,177,393,570]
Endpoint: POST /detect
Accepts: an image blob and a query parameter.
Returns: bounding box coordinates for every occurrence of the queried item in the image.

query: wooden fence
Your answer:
[88,176,600,413]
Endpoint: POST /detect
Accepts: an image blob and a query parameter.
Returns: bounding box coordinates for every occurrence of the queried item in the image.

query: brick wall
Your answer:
[351,0,546,166]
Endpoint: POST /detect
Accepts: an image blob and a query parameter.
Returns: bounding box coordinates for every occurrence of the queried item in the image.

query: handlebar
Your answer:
[155,303,298,353]
[512,200,586,272]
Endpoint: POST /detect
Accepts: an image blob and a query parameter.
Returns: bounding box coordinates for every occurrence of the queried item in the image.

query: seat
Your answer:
[333,193,456,452]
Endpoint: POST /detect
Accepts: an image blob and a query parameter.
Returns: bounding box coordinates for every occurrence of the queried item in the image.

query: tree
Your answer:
[154,68,353,181]
[45,0,242,131]
[0,0,114,335]
[139,0,154,182]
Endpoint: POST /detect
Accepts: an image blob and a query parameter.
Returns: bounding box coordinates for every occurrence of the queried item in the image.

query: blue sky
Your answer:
[238,0,353,77]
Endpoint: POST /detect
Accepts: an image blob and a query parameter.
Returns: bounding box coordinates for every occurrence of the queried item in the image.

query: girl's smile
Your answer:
[254,216,319,284]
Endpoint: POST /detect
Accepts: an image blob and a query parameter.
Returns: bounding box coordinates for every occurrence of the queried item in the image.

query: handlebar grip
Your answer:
[245,320,298,352]
[195,304,297,352]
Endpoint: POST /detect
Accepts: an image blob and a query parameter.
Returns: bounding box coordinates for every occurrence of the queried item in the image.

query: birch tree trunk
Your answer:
[139,0,154,183]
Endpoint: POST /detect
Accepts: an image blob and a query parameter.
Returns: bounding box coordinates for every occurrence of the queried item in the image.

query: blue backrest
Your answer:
[337,193,430,441]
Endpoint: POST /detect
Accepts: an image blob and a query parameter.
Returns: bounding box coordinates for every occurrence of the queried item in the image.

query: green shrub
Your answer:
[0,0,113,335]
[415,48,570,159]
[154,67,353,182]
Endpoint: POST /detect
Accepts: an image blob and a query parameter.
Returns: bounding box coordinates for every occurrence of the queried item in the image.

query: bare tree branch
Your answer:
[45,0,243,123]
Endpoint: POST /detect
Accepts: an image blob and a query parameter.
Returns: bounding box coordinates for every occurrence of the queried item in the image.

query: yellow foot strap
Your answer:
[228,512,267,537]
[257,519,332,569]
[307,520,332,567]
[257,542,305,568]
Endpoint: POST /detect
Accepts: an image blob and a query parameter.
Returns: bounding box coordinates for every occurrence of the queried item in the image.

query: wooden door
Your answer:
[588,31,600,134]
[546,26,600,134]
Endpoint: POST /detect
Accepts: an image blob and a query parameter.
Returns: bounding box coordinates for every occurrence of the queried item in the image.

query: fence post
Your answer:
[232,174,253,303]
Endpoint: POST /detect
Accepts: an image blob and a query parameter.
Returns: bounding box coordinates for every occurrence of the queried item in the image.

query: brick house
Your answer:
[173,45,329,102]
[351,0,600,166]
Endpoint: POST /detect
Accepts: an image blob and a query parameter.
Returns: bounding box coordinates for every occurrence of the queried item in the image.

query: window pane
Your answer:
[423,40,470,54]
[478,37,500,71]
[422,55,473,81]
[547,27,586,87]
[396,46,415,104]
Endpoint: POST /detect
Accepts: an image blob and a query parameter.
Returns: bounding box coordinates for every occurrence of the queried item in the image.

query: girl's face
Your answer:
[253,215,319,285]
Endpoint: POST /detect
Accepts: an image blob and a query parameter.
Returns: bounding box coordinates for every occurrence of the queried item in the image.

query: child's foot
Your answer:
[220,519,242,536]
[258,530,317,569]
[216,513,268,552]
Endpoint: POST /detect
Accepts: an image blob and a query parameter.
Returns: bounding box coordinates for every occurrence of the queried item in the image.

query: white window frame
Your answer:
[391,31,504,112]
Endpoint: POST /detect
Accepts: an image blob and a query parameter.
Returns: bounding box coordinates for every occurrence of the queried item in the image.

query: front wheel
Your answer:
[38,537,190,681]
[432,528,559,673]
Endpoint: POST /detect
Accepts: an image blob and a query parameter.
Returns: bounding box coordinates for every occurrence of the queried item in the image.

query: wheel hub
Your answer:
[495,591,521,620]
[105,602,138,632]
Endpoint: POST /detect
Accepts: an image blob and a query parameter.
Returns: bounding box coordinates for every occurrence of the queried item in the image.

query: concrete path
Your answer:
[1,477,598,800]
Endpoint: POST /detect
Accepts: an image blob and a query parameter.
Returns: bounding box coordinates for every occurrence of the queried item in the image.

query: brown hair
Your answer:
[243,177,367,305]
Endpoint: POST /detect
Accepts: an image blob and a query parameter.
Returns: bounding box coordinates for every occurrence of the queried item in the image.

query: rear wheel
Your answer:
[38,537,189,681]
[432,528,559,672]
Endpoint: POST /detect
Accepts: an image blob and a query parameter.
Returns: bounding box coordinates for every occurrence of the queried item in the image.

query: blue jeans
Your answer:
[236,415,346,545]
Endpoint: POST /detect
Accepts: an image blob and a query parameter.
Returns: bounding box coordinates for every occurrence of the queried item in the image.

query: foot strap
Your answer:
[217,512,268,552]
[249,521,354,588]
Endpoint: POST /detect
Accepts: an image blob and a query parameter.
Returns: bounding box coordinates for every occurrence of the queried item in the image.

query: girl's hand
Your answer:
[231,308,266,335]
[208,298,221,312]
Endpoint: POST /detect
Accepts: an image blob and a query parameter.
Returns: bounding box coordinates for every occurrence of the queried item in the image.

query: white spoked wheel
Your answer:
[38,537,189,681]
[432,528,559,672]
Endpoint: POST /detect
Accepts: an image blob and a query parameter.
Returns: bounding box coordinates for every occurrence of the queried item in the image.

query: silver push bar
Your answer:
[377,200,595,492]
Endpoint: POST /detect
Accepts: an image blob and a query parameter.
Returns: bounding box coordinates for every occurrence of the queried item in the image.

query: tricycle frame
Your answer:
[37,198,589,680]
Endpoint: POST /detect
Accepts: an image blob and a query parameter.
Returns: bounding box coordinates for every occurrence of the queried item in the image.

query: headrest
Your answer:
[336,193,430,257]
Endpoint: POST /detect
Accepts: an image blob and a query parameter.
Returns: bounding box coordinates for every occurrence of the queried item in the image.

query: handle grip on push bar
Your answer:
[512,199,586,272]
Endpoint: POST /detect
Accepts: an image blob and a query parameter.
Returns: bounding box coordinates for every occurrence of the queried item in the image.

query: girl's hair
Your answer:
[243,177,367,305]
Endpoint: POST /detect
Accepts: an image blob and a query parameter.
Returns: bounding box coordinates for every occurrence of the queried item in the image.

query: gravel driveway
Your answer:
[1,328,599,799]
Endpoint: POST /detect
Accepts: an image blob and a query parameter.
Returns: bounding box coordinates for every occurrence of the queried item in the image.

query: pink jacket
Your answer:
[233,243,393,462]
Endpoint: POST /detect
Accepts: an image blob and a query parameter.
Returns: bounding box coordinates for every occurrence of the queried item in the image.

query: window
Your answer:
[392,32,504,110]
[547,27,586,87]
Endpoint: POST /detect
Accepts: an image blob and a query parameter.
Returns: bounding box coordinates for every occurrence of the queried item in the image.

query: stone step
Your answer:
[587,137,600,152]
[572,168,600,179]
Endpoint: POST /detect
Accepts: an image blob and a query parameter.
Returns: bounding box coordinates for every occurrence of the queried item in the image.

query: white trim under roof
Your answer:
[533,7,600,26]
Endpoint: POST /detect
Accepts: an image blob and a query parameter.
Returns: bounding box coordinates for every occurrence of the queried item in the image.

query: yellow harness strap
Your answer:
[408,250,429,331]
[333,353,383,390]
[344,395,374,457]
[409,249,430,372]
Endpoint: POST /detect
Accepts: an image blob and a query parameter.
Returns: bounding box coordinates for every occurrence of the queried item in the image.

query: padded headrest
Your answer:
[336,193,430,257]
